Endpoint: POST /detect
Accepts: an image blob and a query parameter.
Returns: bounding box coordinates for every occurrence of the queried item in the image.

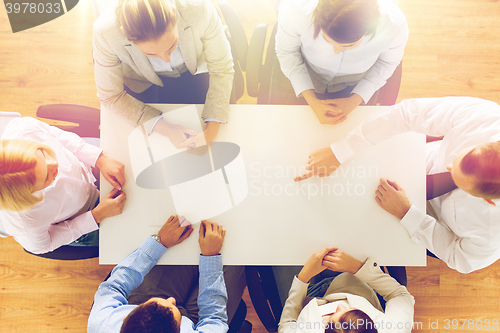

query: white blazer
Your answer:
[279,258,415,333]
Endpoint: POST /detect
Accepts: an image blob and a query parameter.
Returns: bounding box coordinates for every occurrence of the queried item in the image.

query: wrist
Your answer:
[350,260,363,274]
[350,93,363,106]
[302,90,318,105]
[95,153,105,168]
[91,207,103,224]
[297,271,311,283]
[201,250,220,256]
[398,205,411,220]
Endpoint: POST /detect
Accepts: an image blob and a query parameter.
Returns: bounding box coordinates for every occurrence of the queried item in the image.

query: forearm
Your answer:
[89,237,167,330]
[196,255,228,330]
[401,205,486,273]
[278,276,308,333]
[200,0,233,123]
[25,211,99,254]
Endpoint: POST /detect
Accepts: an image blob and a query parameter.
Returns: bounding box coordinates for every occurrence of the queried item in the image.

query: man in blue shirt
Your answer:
[88,216,243,332]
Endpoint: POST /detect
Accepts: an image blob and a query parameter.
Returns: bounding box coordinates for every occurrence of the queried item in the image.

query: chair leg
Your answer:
[239,320,253,333]
[228,299,247,333]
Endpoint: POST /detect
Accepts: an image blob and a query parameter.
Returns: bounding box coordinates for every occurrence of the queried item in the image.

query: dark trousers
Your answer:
[126,71,210,104]
[127,265,246,325]
[269,56,356,105]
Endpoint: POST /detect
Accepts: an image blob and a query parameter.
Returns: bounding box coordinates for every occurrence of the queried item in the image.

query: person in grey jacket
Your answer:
[93,0,234,148]
[279,247,415,333]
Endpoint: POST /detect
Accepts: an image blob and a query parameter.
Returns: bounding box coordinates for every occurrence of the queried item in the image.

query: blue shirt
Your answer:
[87,237,228,332]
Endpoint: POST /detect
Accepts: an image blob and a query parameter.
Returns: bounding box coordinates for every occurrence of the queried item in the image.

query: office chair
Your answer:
[219,1,277,104]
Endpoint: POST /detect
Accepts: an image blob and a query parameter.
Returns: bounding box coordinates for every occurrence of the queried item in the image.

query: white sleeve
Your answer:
[351,20,409,103]
[275,8,315,96]
[20,211,98,254]
[401,205,496,274]
[278,276,308,333]
[17,117,102,167]
[354,258,414,333]
[330,97,500,163]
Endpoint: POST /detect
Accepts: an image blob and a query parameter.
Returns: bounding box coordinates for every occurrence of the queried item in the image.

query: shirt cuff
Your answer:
[79,145,104,167]
[204,118,226,124]
[353,257,378,280]
[77,211,100,235]
[147,115,164,136]
[351,80,378,104]
[400,205,427,237]
[199,254,223,272]
[330,138,355,164]
[140,236,168,261]
[290,73,315,97]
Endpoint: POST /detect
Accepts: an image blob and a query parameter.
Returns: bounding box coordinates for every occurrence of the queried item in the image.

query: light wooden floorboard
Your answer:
[1,0,500,332]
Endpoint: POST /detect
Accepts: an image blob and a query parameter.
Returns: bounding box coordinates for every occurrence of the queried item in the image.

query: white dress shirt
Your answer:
[0,117,102,254]
[330,97,500,273]
[275,0,408,102]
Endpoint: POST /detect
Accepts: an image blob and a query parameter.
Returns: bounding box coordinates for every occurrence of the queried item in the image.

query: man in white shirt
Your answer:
[295,97,500,273]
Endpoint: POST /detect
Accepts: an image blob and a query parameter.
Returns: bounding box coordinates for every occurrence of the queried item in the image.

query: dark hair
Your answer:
[117,0,177,43]
[313,0,380,43]
[120,301,180,333]
[325,309,378,333]
[460,142,500,199]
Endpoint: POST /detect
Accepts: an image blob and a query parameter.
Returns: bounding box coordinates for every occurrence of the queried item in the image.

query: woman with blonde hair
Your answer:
[93,0,233,148]
[273,0,408,125]
[0,117,126,254]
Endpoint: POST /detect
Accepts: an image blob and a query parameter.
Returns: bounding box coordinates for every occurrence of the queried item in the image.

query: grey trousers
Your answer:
[127,265,246,325]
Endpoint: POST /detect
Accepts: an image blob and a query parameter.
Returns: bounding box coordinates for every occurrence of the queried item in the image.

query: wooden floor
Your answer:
[1,0,500,332]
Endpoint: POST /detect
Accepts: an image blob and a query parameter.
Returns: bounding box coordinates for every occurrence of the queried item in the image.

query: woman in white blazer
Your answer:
[273,0,408,125]
[93,0,234,148]
[279,247,414,333]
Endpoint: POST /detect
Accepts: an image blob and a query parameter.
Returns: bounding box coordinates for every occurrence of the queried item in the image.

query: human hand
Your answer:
[295,148,340,181]
[96,154,125,190]
[301,89,345,125]
[158,215,194,248]
[310,99,346,125]
[91,188,126,224]
[182,121,219,149]
[322,249,364,274]
[321,94,363,123]
[297,247,338,283]
[375,178,412,220]
[198,220,226,256]
[154,119,200,149]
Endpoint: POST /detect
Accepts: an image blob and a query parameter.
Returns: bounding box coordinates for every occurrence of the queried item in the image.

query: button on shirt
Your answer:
[275,0,409,102]
[330,97,500,273]
[88,236,228,333]
[0,117,102,254]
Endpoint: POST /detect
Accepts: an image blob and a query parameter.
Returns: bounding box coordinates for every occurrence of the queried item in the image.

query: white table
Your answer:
[100,104,426,266]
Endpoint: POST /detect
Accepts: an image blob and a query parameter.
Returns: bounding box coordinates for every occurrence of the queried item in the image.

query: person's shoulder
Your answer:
[3,117,44,138]
[378,0,407,29]
[93,2,121,37]
[174,0,208,14]
[174,0,215,26]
